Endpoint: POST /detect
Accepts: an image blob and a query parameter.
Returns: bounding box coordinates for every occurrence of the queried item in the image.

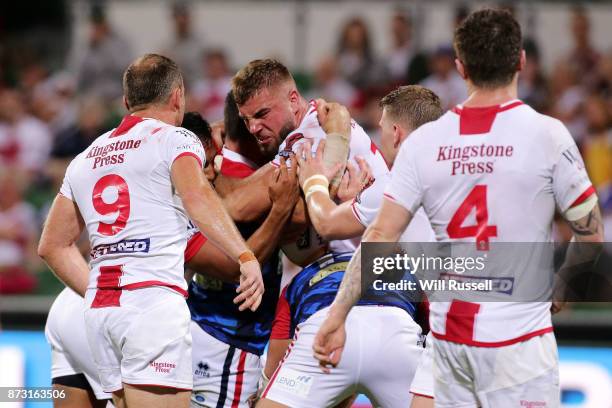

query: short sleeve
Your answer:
[58,158,76,201]
[384,136,424,214]
[165,127,206,171]
[550,122,594,212]
[351,172,389,227]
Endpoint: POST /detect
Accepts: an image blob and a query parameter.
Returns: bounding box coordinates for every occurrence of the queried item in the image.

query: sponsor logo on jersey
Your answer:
[194,361,210,378]
[436,143,514,176]
[149,360,176,373]
[90,238,150,259]
[279,133,304,158]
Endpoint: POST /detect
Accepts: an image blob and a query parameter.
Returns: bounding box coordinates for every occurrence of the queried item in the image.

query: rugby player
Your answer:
[38,54,264,408]
[257,87,442,408]
[314,9,604,408]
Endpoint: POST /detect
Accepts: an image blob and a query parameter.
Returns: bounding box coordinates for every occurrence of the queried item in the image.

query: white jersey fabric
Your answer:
[60,115,205,297]
[273,101,389,255]
[385,100,594,346]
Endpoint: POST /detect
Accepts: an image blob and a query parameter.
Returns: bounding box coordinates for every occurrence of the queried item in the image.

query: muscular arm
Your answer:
[304,195,365,240]
[172,156,251,261]
[553,203,605,311]
[187,201,294,283]
[329,198,413,320]
[216,163,276,223]
[38,195,89,296]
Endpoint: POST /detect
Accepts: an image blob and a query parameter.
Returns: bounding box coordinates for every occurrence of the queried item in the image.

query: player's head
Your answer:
[232,59,300,155]
[224,91,276,162]
[379,85,443,165]
[181,111,217,182]
[122,54,185,125]
[453,8,524,89]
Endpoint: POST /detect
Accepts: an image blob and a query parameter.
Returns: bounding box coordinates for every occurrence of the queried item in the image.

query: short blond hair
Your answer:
[380,85,443,130]
[231,59,293,106]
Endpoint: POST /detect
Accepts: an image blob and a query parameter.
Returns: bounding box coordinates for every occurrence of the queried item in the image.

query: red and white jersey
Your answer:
[60,115,205,297]
[351,171,436,243]
[385,100,595,346]
[274,101,389,255]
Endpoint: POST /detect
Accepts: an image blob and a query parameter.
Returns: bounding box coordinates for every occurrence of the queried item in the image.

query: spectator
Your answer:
[191,49,232,122]
[76,4,132,101]
[51,95,107,158]
[550,62,587,142]
[336,17,385,89]
[518,42,549,113]
[385,10,429,85]
[420,45,467,110]
[0,89,52,177]
[565,5,601,89]
[582,94,612,192]
[160,1,204,86]
[0,166,38,294]
[308,55,358,109]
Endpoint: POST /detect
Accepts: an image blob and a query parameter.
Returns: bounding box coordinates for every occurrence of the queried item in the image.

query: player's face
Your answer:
[379,108,399,165]
[238,86,296,156]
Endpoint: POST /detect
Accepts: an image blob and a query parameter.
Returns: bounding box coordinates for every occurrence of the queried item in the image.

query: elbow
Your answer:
[37,240,52,261]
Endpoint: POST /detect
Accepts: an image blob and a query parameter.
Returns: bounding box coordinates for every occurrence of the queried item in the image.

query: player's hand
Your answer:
[315,99,351,136]
[313,310,347,373]
[269,156,300,213]
[336,156,373,202]
[234,260,264,312]
[296,141,343,190]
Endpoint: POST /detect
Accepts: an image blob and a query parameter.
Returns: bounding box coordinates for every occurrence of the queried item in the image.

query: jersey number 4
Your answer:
[92,174,130,236]
[447,185,497,250]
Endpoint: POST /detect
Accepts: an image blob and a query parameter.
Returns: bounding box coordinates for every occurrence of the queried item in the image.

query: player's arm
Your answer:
[553,196,605,313]
[172,155,263,311]
[188,158,300,282]
[38,195,89,297]
[313,198,413,369]
[215,163,276,223]
[297,139,375,240]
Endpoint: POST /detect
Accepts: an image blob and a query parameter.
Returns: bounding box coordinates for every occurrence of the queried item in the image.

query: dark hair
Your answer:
[181,111,212,147]
[231,59,292,106]
[453,9,522,88]
[224,91,252,143]
[337,17,373,62]
[122,54,183,110]
[380,85,443,130]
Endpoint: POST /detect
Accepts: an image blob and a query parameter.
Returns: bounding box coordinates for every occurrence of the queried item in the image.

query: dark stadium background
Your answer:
[0,1,610,407]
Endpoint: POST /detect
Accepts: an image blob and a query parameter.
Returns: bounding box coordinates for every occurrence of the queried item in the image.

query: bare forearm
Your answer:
[248,204,292,264]
[40,245,89,296]
[330,244,363,319]
[305,192,337,238]
[183,185,250,261]
[218,165,276,223]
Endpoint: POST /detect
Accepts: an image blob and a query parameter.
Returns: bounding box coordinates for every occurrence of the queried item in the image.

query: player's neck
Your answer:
[130,107,179,127]
[463,80,519,108]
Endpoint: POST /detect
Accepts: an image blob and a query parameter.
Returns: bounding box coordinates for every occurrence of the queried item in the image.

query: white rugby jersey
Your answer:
[385,100,595,346]
[60,115,205,299]
[274,101,389,256]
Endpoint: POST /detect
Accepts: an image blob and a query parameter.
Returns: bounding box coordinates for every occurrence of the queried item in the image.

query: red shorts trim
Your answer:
[121,281,188,298]
[262,327,300,399]
[410,392,434,399]
[123,382,192,392]
[431,326,553,347]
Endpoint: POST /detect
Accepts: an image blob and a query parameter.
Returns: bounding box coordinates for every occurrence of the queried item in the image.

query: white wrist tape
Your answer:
[305,184,330,201]
[302,174,329,191]
[565,193,598,221]
[323,132,350,189]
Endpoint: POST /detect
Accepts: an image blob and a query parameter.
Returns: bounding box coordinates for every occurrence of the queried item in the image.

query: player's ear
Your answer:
[170,85,182,111]
[455,58,467,80]
[393,124,402,148]
[123,96,130,112]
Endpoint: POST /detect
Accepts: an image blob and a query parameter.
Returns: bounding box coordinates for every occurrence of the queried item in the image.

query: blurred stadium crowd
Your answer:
[0,2,610,295]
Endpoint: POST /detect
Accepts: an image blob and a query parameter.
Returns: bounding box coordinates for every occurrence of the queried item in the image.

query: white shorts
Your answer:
[433,332,560,408]
[45,288,111,400]
[190,321,261,408]
[409,331,433,399]
[84,286,193,393]
[263,306,423,408]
